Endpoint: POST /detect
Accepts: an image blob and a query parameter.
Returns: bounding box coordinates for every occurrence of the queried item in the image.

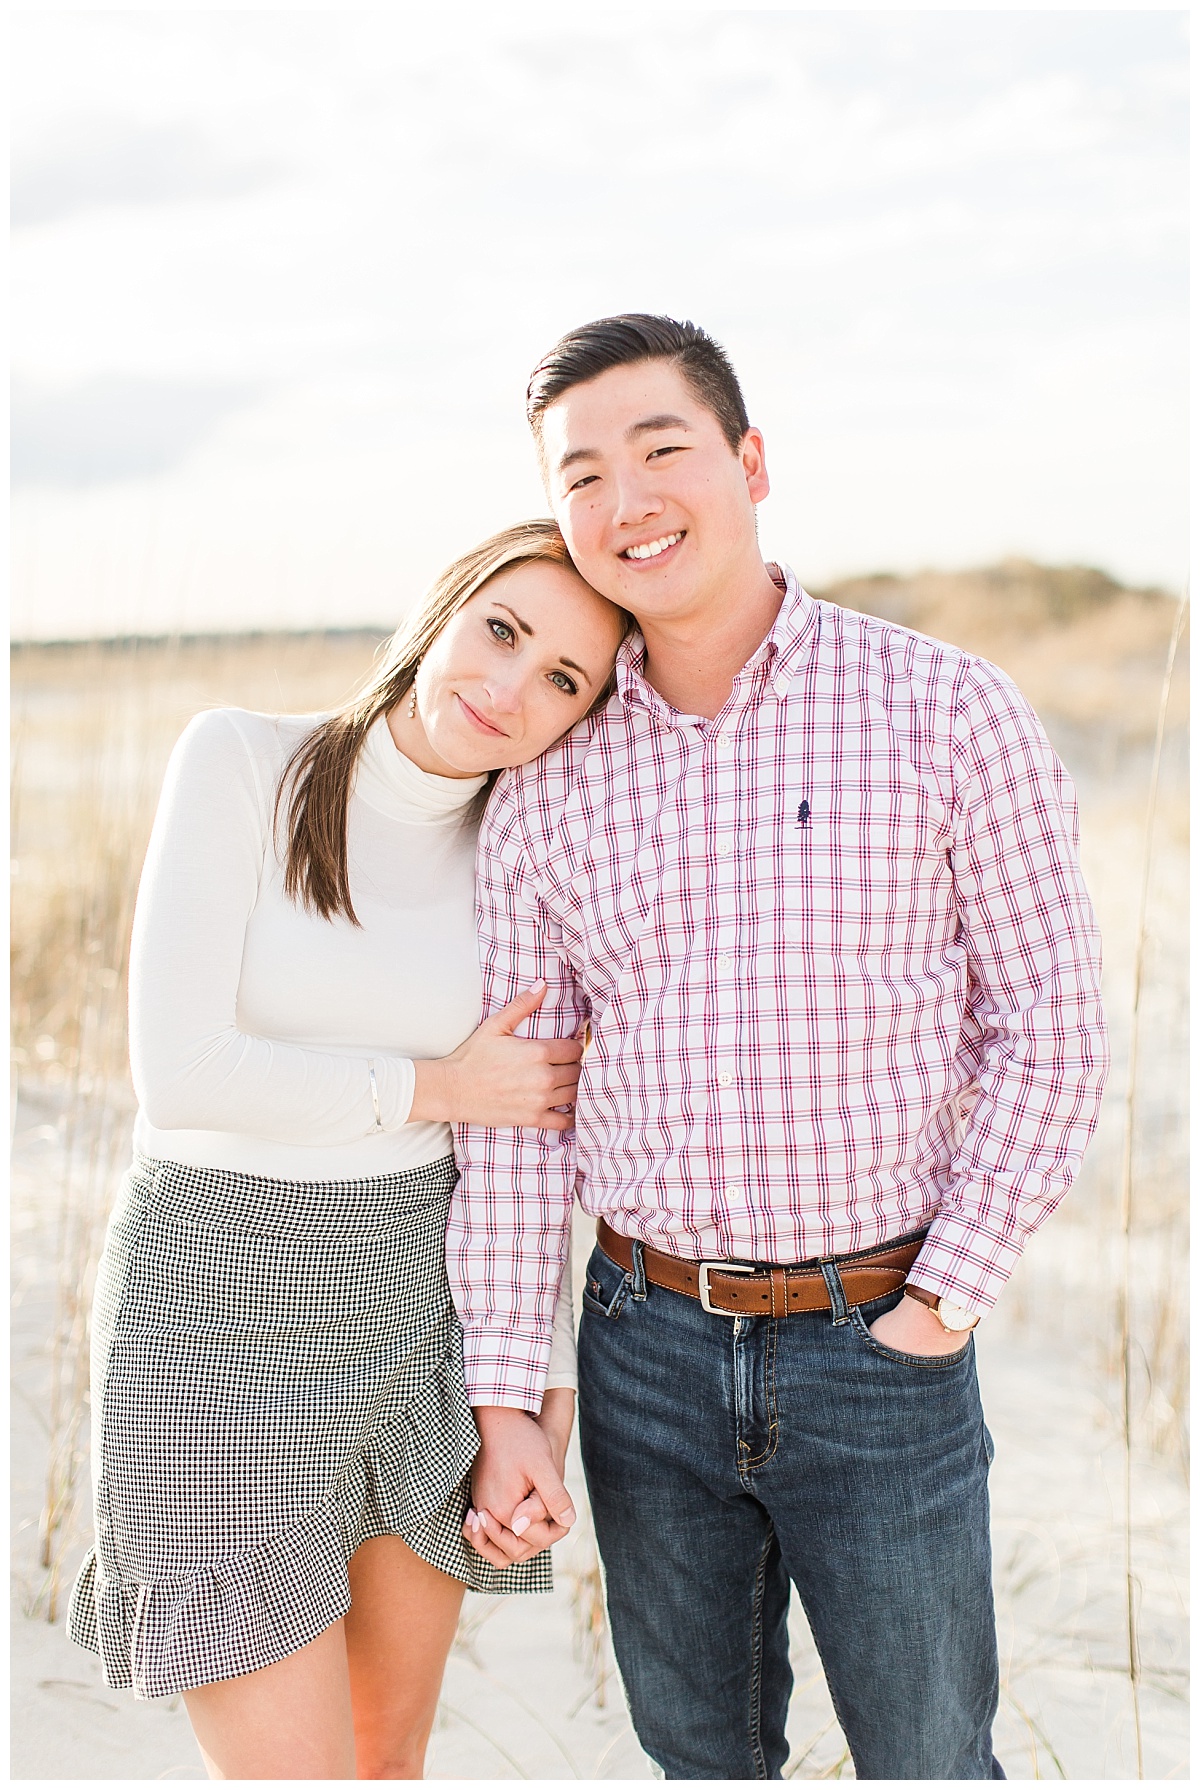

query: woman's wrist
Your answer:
[537,1386,576,1463]
[408,1056,461,1124]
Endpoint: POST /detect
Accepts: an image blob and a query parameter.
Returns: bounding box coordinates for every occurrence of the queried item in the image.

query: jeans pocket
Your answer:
[581,1245,633,1320]
[849,1305,973,1369]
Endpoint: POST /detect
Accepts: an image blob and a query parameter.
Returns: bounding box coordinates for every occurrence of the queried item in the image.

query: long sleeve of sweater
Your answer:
[129,710,416,1147]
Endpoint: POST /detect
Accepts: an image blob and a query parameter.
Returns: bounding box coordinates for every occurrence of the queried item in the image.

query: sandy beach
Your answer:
[11,1137,1188,1780]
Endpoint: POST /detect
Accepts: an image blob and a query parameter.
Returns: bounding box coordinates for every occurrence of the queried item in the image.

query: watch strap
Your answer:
[902,1282,940,1312]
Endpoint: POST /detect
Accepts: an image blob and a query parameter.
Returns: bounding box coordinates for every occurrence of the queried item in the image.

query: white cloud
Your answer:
[12,118,285,228]
[12,376,265,485]
[10,9,1188,636]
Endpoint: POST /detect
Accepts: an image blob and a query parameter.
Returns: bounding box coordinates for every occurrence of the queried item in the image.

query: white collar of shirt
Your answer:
[353,714,488,824]
[614,562,819,727]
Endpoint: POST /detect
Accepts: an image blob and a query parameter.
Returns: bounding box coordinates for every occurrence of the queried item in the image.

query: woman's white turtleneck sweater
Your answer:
[129,706,576,1391]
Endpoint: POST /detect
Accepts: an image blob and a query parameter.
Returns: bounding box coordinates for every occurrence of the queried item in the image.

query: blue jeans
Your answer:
[578,1238,1003,1780]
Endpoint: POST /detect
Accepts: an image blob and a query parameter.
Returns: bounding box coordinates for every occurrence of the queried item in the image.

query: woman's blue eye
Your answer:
[487,617,515,643]
[550,671,579,696]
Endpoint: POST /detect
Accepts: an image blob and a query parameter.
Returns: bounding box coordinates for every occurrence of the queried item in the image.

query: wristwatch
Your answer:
[902,1283,980,1334]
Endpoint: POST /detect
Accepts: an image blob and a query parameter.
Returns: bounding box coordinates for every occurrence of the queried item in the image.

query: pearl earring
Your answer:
[408,662,420,720]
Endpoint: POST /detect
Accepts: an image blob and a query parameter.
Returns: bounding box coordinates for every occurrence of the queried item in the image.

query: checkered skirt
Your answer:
[67,1152,550,1700]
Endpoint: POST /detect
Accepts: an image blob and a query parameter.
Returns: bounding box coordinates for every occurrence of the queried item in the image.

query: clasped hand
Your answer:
[463,1393,577,1570]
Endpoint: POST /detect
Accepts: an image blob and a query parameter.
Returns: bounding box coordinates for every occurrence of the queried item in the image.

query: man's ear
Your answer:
[740,427,770,505]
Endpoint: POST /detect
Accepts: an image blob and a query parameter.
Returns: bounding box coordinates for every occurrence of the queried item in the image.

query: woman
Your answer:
[67,520,629,1779]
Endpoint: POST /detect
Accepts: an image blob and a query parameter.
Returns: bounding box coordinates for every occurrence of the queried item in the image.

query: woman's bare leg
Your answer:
[183,1618,356,1780]
[344,1535,466,1779]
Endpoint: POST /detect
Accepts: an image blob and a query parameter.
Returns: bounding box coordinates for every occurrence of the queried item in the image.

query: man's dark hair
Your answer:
[526,314,751,457]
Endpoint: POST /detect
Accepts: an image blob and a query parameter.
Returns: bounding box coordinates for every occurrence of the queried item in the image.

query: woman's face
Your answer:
[392,558,626,777]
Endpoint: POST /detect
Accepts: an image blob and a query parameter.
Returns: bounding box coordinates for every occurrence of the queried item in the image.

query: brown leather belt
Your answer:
[596,1218,925,1318]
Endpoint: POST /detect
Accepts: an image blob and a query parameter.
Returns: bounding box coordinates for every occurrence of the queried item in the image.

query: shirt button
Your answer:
[715,838,733,858]
[716,1071,734,1087]
[717,953,732,969]
[717,732,733,749]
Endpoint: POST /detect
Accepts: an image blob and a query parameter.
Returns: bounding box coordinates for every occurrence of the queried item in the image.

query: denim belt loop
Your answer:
[630,1238,649,1302]
[819,1257,853,1326]
[602,1275,632,1320]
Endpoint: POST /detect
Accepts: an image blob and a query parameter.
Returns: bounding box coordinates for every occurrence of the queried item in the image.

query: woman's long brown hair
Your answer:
[276,518,623,925]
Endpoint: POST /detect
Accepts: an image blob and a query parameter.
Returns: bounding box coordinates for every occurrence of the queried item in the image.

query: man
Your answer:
[446,315,1108,1779]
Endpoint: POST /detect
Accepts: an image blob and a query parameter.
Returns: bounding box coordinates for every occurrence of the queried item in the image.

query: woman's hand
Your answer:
[408,982,583,1129]
[464,1390,578,1568]
[532,1385,576,1479]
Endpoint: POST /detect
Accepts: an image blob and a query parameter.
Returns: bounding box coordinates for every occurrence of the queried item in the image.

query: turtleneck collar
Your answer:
[353,714,488,824]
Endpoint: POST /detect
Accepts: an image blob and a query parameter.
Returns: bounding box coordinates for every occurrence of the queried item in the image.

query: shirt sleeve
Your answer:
[445,774,588,1410]
[128,709,416,1143]
[544,1248,578,1392]
[910,659,1109,1312]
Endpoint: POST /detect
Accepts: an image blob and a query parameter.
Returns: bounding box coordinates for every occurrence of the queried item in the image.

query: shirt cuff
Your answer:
[372,1056,415,1130]
[462,1323,553,1412]
[909,1209,1027,1316]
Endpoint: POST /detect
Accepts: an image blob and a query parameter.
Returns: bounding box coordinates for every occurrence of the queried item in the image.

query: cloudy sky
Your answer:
[11,8,1189,639]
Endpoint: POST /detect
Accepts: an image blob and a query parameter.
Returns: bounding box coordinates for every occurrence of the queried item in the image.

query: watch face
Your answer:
[939,1303,979,1333]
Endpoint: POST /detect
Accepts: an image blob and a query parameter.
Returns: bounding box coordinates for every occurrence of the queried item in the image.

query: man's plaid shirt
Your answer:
[448,566,1108,1408]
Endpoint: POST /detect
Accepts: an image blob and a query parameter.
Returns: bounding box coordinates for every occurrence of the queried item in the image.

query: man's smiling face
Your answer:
[539,359,770,627]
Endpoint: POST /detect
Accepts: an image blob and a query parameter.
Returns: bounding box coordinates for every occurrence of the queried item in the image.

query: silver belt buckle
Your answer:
[697,1260,756,1315]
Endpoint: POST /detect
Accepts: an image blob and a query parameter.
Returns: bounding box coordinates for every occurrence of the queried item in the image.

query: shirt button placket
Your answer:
[708,719,742,1213]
